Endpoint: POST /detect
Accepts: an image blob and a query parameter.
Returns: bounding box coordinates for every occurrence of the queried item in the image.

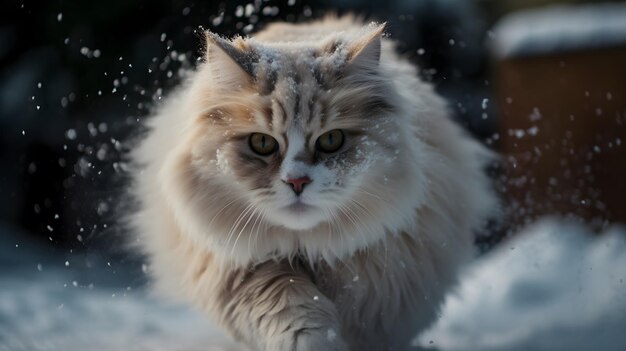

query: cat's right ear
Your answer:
[345,23,385,72]
[204,31,258,86]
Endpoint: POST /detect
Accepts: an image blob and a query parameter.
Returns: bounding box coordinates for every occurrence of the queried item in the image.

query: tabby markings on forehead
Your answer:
[255,61,279,95]
[260,104,273,129]
[271,99,288,130]
[258,71,278,95]
[306,93,319,124]
[293,89,301,121]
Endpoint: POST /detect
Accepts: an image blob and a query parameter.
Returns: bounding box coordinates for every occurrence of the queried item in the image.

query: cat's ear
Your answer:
[204,31,258,85]
[345,23,386,71]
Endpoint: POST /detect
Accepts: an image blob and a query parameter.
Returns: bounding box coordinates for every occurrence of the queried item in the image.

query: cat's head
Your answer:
[165,22,423,260]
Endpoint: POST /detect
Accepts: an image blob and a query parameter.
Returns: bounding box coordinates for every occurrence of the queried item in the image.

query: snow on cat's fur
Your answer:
[130,16,497,351]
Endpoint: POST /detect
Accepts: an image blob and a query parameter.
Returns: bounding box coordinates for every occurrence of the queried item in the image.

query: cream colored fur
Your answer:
[130,16,497,351]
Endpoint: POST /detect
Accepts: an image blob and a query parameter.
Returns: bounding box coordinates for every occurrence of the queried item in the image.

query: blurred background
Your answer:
[1,0,625,350]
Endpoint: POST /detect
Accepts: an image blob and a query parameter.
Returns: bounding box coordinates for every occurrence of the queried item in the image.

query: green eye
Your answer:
[316,129,345,153]
[249,133,278,155]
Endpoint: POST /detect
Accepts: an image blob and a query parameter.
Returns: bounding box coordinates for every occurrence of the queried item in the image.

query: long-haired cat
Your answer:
[130,16,497,351]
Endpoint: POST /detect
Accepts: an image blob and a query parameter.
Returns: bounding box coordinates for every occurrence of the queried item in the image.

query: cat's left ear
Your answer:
[204,31,258,84]
[345,23,386,71]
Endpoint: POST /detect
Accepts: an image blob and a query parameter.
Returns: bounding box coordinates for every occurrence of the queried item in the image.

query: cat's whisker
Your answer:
[247,206,264,259]
[332,220,358,276]
[207,194,245,228]
[354,188,389,203]
[224,203,255,250]
[336,205,367,259]
[348,198,377,219]
[352,202,391,284]
[341,204,372,266]
[347,198,387,263]
[252,209,267,257]
[325,207,352,271]
[230,206,259,256]
[322,207,336,259]
[343,205,372,235]
[248,208,266,258]
[354,189,408,219]
[250,188,275,196]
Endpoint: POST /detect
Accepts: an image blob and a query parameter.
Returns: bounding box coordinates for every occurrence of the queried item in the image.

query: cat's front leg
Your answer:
[212,260,348,351]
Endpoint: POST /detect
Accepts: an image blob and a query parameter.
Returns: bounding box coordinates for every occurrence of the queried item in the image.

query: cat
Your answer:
[130,15,497,351]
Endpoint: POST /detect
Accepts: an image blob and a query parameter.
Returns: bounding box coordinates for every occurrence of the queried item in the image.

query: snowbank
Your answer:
[417,219,626,351]
[0,272,242,351]
[0,223,243,351]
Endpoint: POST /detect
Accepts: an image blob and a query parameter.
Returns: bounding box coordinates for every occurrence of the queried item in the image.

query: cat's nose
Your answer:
[283,176,312,195]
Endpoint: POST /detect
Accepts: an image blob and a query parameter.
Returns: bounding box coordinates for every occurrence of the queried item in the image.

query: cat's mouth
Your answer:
[283,201,314,214]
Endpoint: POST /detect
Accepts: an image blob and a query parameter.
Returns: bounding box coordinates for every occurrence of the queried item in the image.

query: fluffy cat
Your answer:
[130,16,497,351]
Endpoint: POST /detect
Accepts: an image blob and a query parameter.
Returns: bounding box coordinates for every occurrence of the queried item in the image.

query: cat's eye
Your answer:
[316,129,345,153]
[249,133,278,156]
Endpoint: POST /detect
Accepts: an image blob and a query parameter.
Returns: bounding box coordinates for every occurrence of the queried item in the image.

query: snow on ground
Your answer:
[1,219,625,350]
[0,272,241,351]
[0,222,245,351]
[417,219,626,351]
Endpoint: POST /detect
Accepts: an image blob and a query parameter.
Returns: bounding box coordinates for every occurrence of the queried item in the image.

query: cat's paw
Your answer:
[291,327,348,351]
[265,326,348,351]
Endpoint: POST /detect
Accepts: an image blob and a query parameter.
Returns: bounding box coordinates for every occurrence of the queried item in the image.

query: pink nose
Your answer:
[284,176,312,195]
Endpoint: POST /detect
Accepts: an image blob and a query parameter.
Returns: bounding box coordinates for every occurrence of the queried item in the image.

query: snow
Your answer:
[1,219,625,350]
[417,219,626,351]
[491,3,626,58]
[0,221,245,351]
[0,274,240,351]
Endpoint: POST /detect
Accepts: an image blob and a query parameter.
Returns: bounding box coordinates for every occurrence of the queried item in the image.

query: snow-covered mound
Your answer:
[491,3,626,58]
[0,272,243,351]
[0,223,244,351]
[417,219,626,351]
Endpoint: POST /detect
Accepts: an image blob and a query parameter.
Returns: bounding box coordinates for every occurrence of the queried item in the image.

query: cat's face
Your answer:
[211,79,393,231]
[186,25,408,235]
